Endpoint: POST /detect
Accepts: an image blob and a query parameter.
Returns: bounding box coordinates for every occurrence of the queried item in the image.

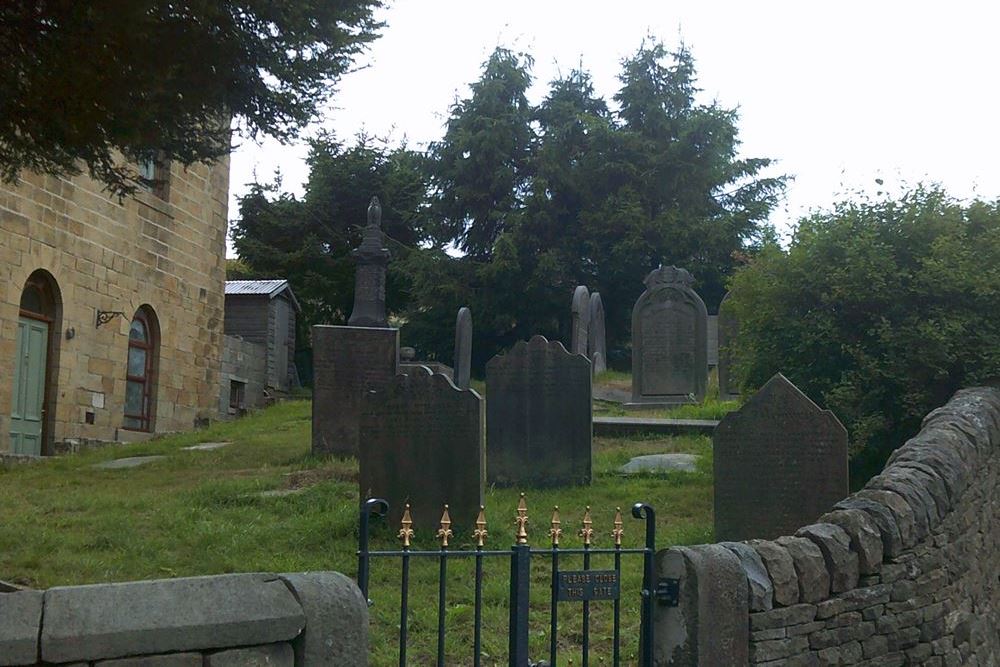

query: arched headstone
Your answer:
[629,266,708,405]
[713,374,849,541]
[587,292,607,374]
[486,336,592,487]
[570,285,590,356]
[454,307,472,390]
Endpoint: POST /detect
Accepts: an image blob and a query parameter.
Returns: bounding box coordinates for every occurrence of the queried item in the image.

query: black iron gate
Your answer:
[357,494,664,667]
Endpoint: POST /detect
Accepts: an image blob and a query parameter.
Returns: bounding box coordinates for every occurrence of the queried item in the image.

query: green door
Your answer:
[10,317,48,455]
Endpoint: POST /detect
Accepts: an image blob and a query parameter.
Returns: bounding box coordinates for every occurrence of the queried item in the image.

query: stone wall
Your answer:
[0,571,367,666]
[0,159,229,454]
[219,334,268,417]
[655,386,1000,666]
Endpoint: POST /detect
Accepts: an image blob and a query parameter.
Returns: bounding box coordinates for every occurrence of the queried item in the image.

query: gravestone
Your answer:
[486,335,592,487]
[717,291,739,400]
[348,197,391,327]
[713,373,849,541]
[630,266,708,405]
[454,307,472,390]
[587,292,607,374]
[311,325,398,457]
[359,367,483,532]
[570,286,590,356]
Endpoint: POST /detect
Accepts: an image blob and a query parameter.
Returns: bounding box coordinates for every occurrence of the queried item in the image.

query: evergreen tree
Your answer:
[0,0,383,196]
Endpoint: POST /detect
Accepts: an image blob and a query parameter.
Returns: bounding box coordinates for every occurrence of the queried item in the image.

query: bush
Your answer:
[727,186,1000,480]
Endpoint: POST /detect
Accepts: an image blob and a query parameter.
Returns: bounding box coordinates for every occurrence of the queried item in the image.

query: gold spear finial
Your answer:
[473,505,488,548]
[549,506,563,546]
[437,505,453,548]
[515,493,529,544]
[398,504,414,548]
[579,505,594,546]
[612,507,624,547]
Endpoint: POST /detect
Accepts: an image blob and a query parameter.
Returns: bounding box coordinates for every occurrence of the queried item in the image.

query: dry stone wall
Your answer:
[0,571,367,666]
[656,386,1000,666]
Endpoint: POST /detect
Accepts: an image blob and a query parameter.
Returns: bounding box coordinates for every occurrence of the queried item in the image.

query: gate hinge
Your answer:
[656,577,680,606]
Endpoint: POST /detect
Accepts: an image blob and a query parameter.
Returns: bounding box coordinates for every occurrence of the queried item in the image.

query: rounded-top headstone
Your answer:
[571,286,591,356]
[587,292,607,374]
[453,307,473,390]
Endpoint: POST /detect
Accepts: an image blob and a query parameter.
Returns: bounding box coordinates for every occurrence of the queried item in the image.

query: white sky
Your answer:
[228,0,1000,253]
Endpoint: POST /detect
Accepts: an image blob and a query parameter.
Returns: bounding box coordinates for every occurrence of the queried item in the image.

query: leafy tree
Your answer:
[0,0,383,196]
[231,134,431,344]
[727,186,1000,479]
[428,48,535,259]
[403,41,785,368]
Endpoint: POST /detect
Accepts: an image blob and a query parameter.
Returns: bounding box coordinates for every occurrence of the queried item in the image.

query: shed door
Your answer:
[273,298,290,391]
[10,317,48,455]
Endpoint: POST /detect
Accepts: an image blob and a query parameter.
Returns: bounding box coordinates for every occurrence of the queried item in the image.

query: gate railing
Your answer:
[357,494,661,667]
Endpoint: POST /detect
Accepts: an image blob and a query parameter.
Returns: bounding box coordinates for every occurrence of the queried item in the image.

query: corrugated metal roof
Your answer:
[225,280,300,312]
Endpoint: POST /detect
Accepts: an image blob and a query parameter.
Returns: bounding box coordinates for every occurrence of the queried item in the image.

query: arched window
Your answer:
[124,307,158,431]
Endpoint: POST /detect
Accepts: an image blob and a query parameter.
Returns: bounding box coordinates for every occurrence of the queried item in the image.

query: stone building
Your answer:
[0,157,229,456]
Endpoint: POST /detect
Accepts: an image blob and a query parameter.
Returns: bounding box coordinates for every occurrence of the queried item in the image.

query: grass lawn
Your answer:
[0,399,713,666]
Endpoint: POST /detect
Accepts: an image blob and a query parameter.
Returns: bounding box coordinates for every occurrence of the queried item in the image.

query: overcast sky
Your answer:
[228,1,1000,251]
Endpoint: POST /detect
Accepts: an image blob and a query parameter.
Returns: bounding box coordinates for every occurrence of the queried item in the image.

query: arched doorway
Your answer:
[11,270,61,455]
[123,306,159,432]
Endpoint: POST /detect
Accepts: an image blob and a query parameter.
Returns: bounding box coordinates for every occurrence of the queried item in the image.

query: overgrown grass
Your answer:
[0,400,713,666]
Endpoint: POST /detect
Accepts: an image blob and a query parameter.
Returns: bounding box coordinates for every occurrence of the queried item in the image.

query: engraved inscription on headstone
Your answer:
[348,196,391,327]
[454,307,473,390]
[717,291,739,400]
[311,325,398,457]
[556,570,620,601]
[713,373,849,542]
[571,286,590,356]
[486,335,592,487]
[588,292,607,374]
[630,266,708,404]
[359,367,484,531]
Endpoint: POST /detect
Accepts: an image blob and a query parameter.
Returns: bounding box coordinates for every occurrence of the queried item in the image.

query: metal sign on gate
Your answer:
[357,494,658,667]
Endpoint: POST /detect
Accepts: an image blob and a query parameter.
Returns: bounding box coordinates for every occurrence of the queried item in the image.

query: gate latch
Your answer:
[655,577,680,606]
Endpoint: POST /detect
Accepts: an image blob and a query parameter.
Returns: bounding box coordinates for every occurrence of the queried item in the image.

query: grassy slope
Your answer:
[0,399,714,666]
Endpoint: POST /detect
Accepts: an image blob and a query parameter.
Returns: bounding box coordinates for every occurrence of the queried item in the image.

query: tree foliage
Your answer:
[233,40,785,375]
[727,186,1000,476]
[403,41,785,365]
[0,0,383,195]
[231,135,431,342]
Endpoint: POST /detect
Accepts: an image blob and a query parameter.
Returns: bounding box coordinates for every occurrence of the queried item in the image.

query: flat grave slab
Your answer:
[619,453,700,474]
[181,442,231,451]
[91,456,165,470]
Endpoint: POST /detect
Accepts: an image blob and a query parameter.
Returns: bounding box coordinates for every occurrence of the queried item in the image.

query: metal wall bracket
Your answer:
[96,310,125,328]
[656,577,680,606]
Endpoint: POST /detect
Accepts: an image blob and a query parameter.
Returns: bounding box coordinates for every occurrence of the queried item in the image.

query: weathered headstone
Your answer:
[587,292,607,374]
[348,197,391,327]
[570,286,590,356]
[713,373,849,541]
[486,335,592,487]
[454,307,472,390]
[630,266,708,405]
[311,325,398,457]
[359,367,483,531]
[717,291,739,400]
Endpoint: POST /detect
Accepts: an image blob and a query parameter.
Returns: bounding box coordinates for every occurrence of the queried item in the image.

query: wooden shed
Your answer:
[224,280,301,393]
